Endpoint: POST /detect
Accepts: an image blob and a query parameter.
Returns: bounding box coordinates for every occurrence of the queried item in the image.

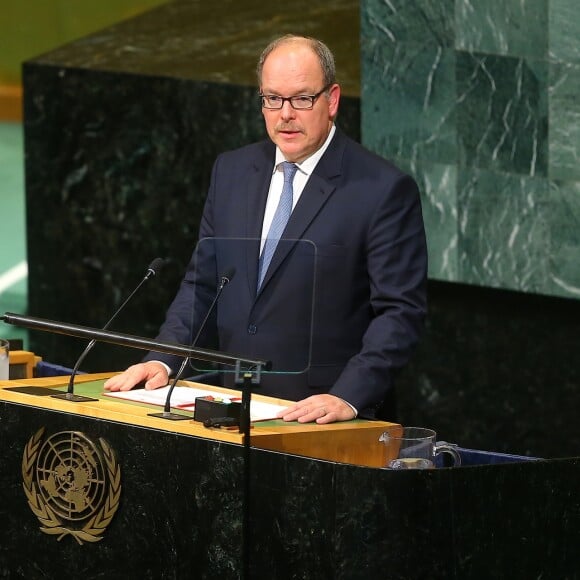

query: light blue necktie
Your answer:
[258,161,298,289]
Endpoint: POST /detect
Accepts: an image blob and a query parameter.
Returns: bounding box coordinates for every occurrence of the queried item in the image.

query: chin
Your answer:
[279,145,306,163]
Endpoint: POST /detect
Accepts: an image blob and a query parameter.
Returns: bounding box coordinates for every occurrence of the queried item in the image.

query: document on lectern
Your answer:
[103,385,287,422]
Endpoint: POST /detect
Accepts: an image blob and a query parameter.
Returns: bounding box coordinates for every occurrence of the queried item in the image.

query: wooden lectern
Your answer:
[0,374,399,578]
[2,374,580,579]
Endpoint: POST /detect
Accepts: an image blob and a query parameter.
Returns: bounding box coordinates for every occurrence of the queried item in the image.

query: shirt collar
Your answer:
[274,124,336,175]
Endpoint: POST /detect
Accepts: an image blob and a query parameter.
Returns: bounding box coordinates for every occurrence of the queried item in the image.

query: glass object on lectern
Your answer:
[379,427,461,469]
[0,339,9,380]
[184,236,316,388]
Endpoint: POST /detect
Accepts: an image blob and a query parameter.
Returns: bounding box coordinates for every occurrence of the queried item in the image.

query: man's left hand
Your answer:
[277,394,356,424]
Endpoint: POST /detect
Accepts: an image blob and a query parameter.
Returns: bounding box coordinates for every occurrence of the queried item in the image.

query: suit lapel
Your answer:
[257,129,346,294]
[245,141,275,298]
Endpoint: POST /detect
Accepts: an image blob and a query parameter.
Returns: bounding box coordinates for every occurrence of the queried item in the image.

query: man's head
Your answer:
[257,35,341,163]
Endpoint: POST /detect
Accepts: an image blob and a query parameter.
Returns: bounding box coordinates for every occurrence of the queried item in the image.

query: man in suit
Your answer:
[105,34,427,424]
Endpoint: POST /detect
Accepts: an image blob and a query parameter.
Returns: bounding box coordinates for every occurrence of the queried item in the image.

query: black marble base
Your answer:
[2,400,580,579]
[397,280,580,458]
[1,403,243,578]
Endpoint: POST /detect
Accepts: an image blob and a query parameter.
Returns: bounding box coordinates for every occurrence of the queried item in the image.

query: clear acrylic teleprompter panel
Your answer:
[187,237,316,377]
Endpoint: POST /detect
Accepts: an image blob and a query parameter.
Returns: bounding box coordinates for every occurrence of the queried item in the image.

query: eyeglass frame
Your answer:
[259,84,333,110]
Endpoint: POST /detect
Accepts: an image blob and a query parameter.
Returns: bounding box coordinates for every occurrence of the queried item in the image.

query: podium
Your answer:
[2,374,580,579]
[1,374,396,578]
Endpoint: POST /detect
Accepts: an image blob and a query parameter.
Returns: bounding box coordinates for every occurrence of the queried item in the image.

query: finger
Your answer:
[277,402,305,420]
[320,401,356,423]
[144,370,169,390]
[104,373,131,391]
[294,404,330,423]
[118,378,141,391]
[297,405,332,423]
[104,364,146,391]
[280,408,305,421]
[316,410,336,424]
[279,404,310,422]
[103,377,120,391]
[277,405,297,419]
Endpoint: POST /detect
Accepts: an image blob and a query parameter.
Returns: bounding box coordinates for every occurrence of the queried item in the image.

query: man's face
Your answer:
[260,42,340,163]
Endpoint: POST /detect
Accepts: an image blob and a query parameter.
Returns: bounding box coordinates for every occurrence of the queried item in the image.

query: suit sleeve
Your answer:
[328,173,427,414]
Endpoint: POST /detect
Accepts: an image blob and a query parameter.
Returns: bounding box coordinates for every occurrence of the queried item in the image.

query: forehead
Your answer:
[261,43,324,91]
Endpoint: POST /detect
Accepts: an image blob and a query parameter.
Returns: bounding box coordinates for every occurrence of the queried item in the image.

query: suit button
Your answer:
[247,324,257,335]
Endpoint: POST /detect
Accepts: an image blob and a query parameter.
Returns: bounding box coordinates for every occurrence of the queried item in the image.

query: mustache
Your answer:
[275,124,303,133]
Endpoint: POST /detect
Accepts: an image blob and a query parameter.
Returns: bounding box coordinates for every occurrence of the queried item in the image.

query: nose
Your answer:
[280,99,296,121]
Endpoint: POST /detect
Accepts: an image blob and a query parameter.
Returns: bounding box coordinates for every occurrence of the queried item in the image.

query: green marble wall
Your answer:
[361,0,580,299]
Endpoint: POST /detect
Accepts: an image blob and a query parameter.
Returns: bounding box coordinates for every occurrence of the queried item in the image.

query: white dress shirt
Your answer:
[259,125,336,252]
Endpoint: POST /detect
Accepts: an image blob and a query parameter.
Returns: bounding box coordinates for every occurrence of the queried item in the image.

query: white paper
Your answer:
[103,385,287,422]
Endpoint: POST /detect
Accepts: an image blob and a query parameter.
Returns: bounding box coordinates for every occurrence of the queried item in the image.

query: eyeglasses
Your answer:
[260,85,331,110]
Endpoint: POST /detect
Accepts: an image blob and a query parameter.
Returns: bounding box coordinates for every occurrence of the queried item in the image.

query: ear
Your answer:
[327,83,341,118]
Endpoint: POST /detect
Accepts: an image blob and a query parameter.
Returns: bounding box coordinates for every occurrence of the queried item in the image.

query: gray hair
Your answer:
[256,35,336,87]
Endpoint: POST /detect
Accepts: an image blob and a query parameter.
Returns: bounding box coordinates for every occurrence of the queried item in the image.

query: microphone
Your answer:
[149,267,235,420]
[52,258,165,402]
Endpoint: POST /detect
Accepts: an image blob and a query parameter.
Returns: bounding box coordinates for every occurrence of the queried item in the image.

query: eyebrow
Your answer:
[261,87,317,96]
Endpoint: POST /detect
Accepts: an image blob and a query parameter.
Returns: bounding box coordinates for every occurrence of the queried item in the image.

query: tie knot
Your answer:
[281,161,298,183]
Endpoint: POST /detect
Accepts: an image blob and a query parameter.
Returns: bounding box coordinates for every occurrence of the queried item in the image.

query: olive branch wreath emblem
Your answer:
[22,428,121,545]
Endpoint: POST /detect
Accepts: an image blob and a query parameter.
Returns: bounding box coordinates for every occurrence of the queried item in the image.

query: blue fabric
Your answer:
[35,360,77,377]
[434,446,541,468]
[456,447,541,466]
[257,161,298,289]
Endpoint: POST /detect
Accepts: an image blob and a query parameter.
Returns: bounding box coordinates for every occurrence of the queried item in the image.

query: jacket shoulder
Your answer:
[331,129,412,184]
[217,139,273,166]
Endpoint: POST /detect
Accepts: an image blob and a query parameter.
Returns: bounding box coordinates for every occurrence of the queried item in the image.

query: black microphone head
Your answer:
[146,258,166,277]
[221,267,236,285]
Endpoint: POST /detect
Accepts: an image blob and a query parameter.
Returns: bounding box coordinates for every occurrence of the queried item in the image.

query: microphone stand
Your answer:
[53,258,165,402]
[149,270,234,421]
[235,362,263,580]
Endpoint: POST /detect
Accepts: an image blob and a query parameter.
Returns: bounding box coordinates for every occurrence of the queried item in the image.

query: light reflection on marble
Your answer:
[549,0,580,63]
[361,40,456,167]
[456,52,548,178]
[418,162,458,281]
[549,61,580,181]
[457,168,551,293]
[548,179,580,297]
[362,0,455,48]
[455,0,548,59]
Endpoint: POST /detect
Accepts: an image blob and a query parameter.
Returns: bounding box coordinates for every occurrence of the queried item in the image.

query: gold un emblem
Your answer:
[22,428,121,544]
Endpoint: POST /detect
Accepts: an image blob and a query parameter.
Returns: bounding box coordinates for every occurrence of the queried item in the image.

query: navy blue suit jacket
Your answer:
[144,128,427,418]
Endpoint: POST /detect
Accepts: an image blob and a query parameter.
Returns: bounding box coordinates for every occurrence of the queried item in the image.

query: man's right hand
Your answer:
[103,361,169,392]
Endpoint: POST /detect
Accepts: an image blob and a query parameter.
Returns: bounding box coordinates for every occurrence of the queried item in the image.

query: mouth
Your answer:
[277,128,302,138]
